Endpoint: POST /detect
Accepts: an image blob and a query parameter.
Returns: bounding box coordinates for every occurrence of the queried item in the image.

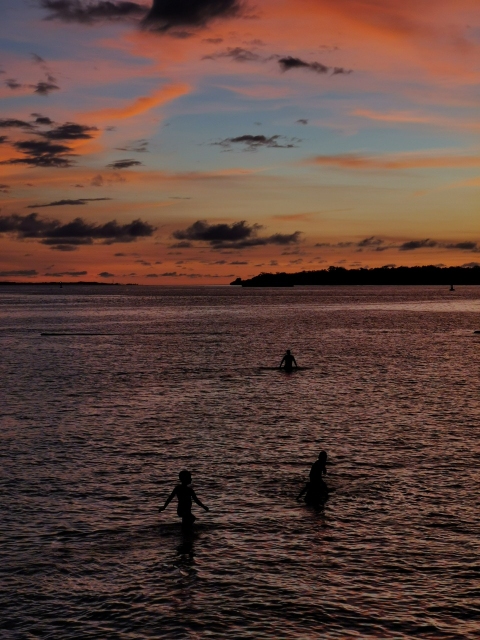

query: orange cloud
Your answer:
[83,83,191,121]
[308,152,480,170]
[352,109,435,124]
[442,175,480,189]
[106,0,480,116]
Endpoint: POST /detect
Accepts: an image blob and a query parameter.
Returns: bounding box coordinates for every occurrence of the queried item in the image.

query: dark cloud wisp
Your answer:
[40,0,146,24]
[9,139,74,167]
[44,270,88,276]
[0,117,98,168]
[203,47,261,62]
[42,122,98,140]
[357,236,384,248]
[398,239,480,252]
[399,239,438,251]
[107,159,143,169]
[0,119,34,130]
[278,56,352,76]
[33,115,54,125]
[27,198,112,208]
[213,134,299,151]
[31,53,47,65]
[143,0,242,32]
[316,236,480,254]
[445,242,479,252]
[33,80,60,95]
[0,270,38,277]
[173,219,301,249]
[0,212,156,248]
[6,78,60,95]
[42,0,244,32]
[116,139,149,153]
[5,79,23,90]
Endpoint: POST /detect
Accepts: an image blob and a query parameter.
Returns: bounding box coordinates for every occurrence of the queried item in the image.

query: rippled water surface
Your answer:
[2,285,480,639]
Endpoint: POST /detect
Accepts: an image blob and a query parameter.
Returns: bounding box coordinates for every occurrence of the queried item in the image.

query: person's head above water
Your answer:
[286,349,291,354]
[179,470,192,485]
[318,450,327,463]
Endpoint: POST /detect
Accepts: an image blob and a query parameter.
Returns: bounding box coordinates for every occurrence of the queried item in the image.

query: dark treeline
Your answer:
[231,265,480,287]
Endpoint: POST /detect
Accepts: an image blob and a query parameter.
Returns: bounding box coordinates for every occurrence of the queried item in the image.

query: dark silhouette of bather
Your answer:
[279,349,297,372]
[297,477,329,506]
[310,450,327,482]
[298,450,329,506]
[159,470,209,528]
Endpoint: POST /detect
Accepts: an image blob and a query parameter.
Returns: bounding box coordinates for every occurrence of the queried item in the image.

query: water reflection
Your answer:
[176,526,195,560]
[3,286,480,639]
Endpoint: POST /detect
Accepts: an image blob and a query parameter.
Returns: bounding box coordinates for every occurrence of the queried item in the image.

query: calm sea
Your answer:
[2,285,480,639]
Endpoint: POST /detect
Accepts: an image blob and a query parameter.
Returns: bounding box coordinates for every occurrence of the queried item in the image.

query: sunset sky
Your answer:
[1,0,479,283]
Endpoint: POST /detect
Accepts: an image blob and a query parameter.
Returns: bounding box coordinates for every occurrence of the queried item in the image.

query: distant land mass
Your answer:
[231,265,480,287]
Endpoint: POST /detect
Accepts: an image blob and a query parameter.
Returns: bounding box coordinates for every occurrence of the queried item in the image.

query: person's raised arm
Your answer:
[191,489,209,512]
[158,487,177,512]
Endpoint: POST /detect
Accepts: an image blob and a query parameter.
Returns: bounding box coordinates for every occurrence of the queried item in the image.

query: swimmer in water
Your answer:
[297,450,329,506]
[279,349,298,372]
[309,450,328,483]
[159,470,209,527]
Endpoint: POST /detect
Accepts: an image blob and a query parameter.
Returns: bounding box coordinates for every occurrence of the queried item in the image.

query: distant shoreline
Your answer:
[231,265,480,287]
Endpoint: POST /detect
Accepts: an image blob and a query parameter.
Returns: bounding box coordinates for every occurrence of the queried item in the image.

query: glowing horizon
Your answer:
[1,0,479,283]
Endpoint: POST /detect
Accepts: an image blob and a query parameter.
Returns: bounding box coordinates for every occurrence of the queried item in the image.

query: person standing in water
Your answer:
[159,470,209,527]
[309,450,327,482]
[297,475,329,506]
[297,450,329,506]
[279,349,298,372]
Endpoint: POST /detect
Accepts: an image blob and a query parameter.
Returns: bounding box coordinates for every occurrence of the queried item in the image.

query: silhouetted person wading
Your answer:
[279,349,297,372]
[310,450,327,482]
[159,470,209,528]
[297,450,329,506]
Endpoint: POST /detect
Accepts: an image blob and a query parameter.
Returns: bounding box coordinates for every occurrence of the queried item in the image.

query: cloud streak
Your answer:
[0,119,34,130]
[27,198,112,208]
[43,123,98,139]
[44,270,88,276]
[0,270,38,277]
[308,153,480,171]
[9,139,74,167]
[0,117,98,168]
[84,83,190,120]
[278,56,352,76]
[172,219,301,248]
[33,80,60,95]
[143,0,242,31]
[40,0,146,24]
[107,159,143,169]
[399,239,480,253]
[213,134,299,150]
[0,212,156,248]
[203,47,262,62]
[116,139,149,153]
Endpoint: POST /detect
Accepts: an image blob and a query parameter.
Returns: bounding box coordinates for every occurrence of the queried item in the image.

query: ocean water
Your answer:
[2,284,480,639]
